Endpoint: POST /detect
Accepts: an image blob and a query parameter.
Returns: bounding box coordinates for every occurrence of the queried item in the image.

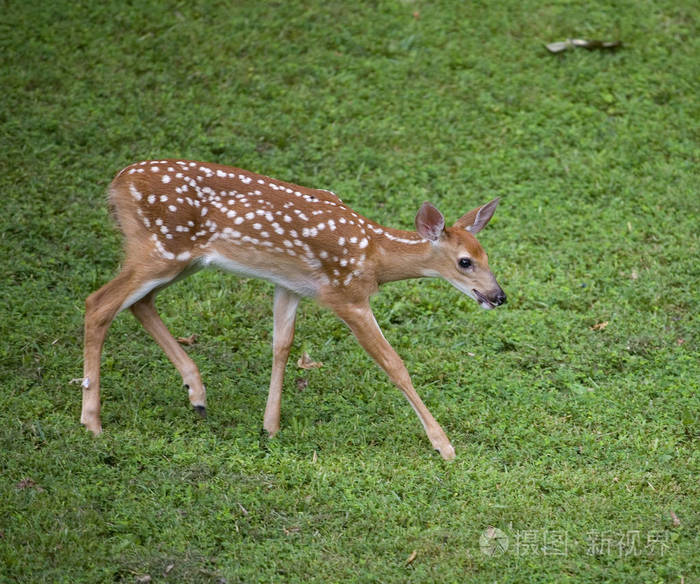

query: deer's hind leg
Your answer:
[130,291,207,417]
[81,261,184,434]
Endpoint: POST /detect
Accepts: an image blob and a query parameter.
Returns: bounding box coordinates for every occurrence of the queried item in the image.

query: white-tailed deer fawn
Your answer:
[82,160,506,459]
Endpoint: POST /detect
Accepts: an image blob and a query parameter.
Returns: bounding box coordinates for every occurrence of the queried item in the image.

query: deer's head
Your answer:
[415,198,506,309]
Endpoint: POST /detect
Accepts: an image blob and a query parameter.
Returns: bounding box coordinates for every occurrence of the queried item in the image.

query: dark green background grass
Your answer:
[1,0,697,582]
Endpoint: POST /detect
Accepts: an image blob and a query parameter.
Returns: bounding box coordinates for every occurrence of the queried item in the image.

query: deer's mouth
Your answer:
[472,289,495,310]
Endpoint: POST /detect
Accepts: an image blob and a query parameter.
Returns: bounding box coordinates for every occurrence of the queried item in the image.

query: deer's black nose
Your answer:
[495,290,507,306]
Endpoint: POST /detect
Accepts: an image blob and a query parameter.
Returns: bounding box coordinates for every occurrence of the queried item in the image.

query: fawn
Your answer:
[82,160,506,459]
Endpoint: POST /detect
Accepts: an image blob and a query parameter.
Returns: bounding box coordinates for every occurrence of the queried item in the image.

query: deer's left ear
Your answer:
[415,202,445,242]
[453,198,500,234]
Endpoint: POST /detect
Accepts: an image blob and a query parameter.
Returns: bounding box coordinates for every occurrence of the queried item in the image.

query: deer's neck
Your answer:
[372,226,434,284]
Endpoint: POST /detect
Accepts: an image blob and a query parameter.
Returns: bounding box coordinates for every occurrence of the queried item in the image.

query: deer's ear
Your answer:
[415,202,445,242]
[453,198,500,234]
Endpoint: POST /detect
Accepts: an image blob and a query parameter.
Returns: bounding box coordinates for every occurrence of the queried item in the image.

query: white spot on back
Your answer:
[129,184,143,201]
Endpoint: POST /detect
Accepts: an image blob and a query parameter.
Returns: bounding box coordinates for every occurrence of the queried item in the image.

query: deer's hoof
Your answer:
[436,443,456,461]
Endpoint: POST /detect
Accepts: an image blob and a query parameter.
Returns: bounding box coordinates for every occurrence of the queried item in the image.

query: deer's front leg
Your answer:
[263,286,300,436]
[334,302,456,460]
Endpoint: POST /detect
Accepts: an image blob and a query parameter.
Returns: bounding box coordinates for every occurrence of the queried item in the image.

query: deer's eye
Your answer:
[458,257,473,269]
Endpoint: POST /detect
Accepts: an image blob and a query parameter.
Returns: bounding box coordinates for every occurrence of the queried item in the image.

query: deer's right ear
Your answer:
[415,202,445,242]
[453,198,500,234]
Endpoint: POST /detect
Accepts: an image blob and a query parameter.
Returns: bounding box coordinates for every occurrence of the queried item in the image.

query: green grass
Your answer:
[1,0,698,582]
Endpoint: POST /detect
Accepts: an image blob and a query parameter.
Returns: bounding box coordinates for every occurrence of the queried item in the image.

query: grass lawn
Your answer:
[1,0,697,582]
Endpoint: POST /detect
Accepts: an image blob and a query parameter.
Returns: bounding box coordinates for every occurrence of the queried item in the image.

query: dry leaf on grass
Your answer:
[297,352,323,369]
[405,549,418,565]
[296,377,309,391]
[546,38,622,53]
[591,321,609,331]
[16,478,44,492]
[177,334,198,345]
[670,511,681,527]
